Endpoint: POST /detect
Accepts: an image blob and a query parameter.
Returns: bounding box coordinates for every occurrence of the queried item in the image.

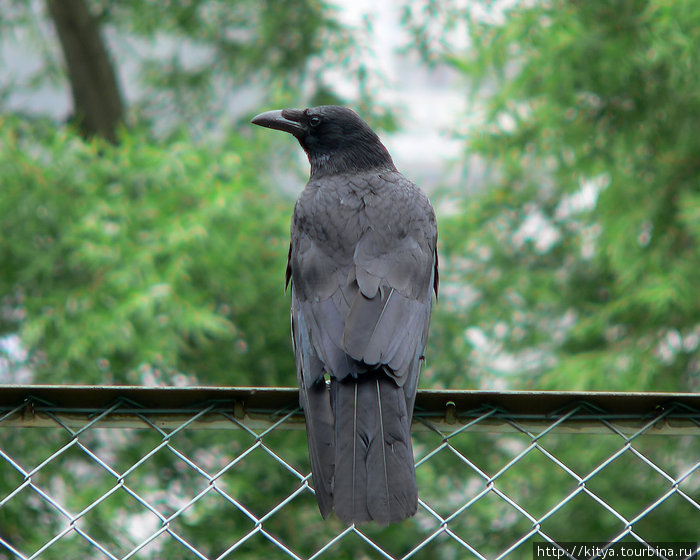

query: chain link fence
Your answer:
[0,386,698,560]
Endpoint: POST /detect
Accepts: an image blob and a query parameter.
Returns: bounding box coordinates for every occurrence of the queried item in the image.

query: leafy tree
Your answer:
[0,118,293,386]
[405,0,700,549]
[414,0,700,393]
[0,0,386,384]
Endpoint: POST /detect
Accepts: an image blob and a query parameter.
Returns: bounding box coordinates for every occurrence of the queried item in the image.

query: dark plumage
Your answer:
[251,105,438,525]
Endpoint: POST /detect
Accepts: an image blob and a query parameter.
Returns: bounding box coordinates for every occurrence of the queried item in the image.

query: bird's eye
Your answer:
[309,116,321,128]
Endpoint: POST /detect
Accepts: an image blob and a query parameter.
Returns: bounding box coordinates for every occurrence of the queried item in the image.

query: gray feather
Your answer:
[291,292,334,516]
[299,380,334,518]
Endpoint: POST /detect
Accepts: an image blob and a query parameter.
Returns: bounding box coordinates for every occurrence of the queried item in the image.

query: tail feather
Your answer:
[300,381,335,518]
[333,379,369,523]
[332,372,417,525]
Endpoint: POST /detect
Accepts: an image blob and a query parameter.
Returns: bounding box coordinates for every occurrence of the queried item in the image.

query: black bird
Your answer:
[251,106,438,525]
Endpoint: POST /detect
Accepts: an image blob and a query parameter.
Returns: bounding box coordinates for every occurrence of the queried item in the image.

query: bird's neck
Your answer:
[308,144,396,178]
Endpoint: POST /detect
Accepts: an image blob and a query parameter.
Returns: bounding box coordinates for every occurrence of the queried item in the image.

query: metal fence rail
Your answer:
[0,386,698,560]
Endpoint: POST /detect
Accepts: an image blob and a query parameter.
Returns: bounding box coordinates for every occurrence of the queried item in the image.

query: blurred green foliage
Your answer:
[421,0,700,392]
[0,0,698,557]
[0,118,292,386]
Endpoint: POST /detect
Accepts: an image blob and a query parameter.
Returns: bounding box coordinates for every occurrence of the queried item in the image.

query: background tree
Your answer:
[46,0,124,141]
[4,0,393,140]
[411,0,700,393]
[408,0,700,549]
[0,0,384,386]
[0,0,698,557]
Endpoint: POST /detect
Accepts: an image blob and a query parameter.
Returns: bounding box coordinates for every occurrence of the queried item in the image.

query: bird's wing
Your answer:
[343,177,437,384]
[290,285,334,517]
[290,192,436,382]
[288,232,358,385]
[343,227,435,381]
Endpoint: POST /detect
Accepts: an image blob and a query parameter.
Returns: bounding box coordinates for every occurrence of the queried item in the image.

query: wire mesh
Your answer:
[0,387,698,560]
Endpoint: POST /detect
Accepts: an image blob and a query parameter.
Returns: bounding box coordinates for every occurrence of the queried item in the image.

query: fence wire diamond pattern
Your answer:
[0,387,698,560]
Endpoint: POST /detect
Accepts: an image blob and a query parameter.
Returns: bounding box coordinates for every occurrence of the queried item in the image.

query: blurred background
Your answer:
[0,0,698,556]
[1,0,697,394]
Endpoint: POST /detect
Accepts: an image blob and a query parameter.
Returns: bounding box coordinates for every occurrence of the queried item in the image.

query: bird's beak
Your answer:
[251,109,305,137]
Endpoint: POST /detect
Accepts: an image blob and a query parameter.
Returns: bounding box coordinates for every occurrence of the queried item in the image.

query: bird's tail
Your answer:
[332,371,417,525]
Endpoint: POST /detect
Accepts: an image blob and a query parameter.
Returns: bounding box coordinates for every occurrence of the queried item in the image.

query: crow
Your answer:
[251,105,438,525]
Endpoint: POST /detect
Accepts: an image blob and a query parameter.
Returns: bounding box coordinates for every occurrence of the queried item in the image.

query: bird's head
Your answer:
[251,105,396,177]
